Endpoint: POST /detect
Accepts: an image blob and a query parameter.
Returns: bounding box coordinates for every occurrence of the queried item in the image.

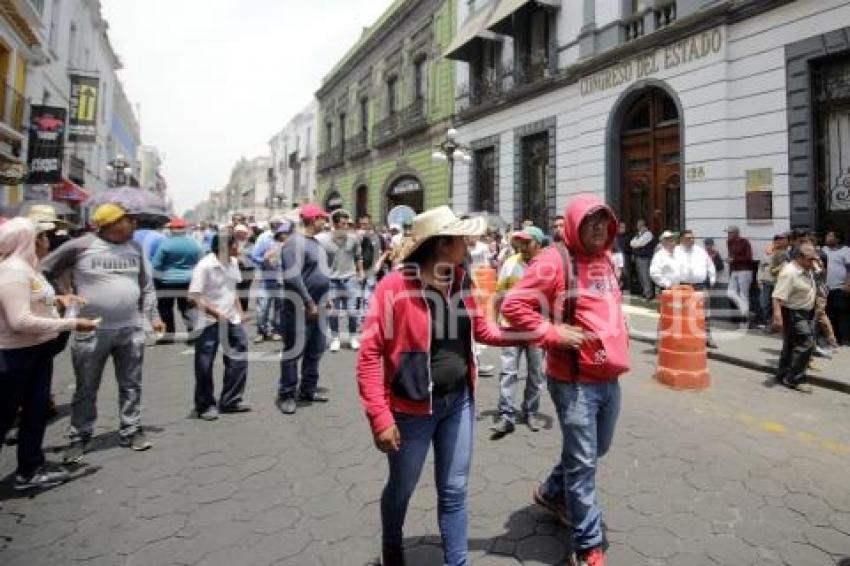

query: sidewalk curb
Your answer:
[629,331,850,395]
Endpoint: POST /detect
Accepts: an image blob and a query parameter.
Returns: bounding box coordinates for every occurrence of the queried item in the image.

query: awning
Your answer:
[443,2,503,61]
[486,0,560,36]
[52,178,89,202]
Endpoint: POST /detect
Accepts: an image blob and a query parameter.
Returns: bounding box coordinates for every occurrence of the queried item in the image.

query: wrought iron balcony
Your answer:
[515,55,551,88]
[317,146,343,172]
[373,99,427,148]
[345,131,370,160]
[623,1,676,42]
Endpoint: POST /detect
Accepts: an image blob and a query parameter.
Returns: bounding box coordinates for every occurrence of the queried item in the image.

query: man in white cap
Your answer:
[650,231,680,292]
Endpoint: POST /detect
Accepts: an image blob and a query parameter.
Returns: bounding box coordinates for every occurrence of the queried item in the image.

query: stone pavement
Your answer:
[1,336,850,565]
[623,301,850,393]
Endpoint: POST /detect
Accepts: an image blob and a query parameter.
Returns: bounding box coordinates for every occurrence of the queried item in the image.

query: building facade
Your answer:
[0,0,49,208]
[225,156,273,222]
[268,100,318,211]
[24,0,145,211]
[315,0,457,223]
[447,0,850,258]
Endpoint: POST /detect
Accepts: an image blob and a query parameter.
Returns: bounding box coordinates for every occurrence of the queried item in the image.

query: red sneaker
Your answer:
[575,547,605,566]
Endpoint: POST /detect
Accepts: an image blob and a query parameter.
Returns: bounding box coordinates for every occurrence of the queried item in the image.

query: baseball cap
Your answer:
[513,226,544,244]
[168,217,187,229]
[659,230,678,240]
[91,203,127,228]
[300,204,329,221]
[233,223,251,234]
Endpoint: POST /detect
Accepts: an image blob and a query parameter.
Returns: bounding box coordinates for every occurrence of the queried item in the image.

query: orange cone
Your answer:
[655,285,710,390]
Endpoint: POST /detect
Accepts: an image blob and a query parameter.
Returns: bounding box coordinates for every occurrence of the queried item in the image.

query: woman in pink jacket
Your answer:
[0,218,99,490]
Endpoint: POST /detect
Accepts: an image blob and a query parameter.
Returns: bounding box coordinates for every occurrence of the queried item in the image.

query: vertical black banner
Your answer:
[68,74,99,142]
[27,105,66,184]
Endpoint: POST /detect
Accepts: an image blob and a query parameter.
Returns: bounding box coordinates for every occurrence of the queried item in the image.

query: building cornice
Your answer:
[456,0,795,124]
[316,0,426,99]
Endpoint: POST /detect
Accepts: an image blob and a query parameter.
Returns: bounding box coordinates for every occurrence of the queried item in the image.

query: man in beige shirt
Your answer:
[772,243,818,392]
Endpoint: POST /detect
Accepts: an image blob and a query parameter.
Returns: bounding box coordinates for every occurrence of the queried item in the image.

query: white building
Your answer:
[446,0,850,260]
[268,100,318,211]
[227,156,273,222]
[137,144,161,191]
[25,0,138,205]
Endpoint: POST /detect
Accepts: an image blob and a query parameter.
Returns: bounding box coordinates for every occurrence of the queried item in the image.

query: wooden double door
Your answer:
[620,88,682,235]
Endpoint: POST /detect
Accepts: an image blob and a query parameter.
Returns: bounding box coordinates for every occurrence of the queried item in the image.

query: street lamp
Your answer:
[432,127,472,206]
[106,153,132,187]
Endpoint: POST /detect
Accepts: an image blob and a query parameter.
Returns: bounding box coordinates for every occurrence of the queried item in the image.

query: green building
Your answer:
[315,0,456,223]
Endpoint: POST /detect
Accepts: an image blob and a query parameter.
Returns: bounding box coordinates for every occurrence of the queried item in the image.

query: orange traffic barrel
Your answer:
[472,265,498,320]
[655,285,710,390]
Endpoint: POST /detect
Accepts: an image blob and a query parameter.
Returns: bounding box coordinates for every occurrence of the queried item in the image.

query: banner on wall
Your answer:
[68,74,99,143]
[27,105,66,184]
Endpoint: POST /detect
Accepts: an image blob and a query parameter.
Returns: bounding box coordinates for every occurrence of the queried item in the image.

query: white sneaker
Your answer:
[329,338,341,352]
[350,337,360,350]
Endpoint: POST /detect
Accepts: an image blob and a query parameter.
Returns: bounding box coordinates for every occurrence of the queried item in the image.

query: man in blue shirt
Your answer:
[151,218,202,342]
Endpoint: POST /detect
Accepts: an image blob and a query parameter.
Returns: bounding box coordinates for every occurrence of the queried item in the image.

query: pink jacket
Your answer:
[502,194,630,383]
[357,265,520,435]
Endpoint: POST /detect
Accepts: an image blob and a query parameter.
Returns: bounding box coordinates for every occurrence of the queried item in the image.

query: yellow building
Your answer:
[0,0,48,208]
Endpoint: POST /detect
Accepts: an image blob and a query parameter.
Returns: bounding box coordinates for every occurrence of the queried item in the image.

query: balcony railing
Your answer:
[373,98,427,148]
[0,82,27,133]
[317,146,343,172]
[655,1,677,29]
[345,131,370,160]
[515,54,551,88]
[623,1,677,42]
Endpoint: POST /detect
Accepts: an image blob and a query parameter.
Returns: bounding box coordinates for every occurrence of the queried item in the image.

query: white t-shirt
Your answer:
[674,245,716,286]
[650,248,680,290]
[189,253,242,326]
[823,246,850,290]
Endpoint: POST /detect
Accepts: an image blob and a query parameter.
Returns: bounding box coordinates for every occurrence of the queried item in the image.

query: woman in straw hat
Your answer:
[357,206,566,565]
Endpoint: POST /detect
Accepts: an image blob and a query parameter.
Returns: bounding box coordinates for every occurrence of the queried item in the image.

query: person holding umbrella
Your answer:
[41,204,166,462]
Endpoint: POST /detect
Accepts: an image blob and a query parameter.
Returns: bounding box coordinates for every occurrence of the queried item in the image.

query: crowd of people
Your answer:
[0,196,847,565]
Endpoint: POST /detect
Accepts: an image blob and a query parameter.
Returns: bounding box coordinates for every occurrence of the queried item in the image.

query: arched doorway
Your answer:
[618,87,682,234]
[323,189,343,213]
[386,176,424,214]
[355,185,369,220]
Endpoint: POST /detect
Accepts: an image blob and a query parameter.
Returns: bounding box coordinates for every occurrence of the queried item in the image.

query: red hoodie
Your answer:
[502,194,630,383]
[357,264,522,435]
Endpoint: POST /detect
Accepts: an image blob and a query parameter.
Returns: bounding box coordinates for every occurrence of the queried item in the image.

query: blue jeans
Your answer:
[541,379,621,552]
[256,284,281,337]
[329,277,359,336]
[360,274,377,327]
[278,302,326,398]
[381,387,474,566]
[498,346,544,423]
[194,322,249,412]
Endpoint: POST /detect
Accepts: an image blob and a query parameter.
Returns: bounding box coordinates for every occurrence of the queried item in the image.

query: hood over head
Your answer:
[562,193,619,256]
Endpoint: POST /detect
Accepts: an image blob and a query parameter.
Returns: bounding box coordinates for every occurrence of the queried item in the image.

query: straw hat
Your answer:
[398,206,487,262]
[26,204,70,231]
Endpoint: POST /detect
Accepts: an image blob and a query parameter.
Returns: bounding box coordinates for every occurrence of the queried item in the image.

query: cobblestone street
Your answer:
[1,339,850,565]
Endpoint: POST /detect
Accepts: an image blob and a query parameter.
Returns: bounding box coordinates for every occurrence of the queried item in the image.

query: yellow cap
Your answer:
[91,203,127,228]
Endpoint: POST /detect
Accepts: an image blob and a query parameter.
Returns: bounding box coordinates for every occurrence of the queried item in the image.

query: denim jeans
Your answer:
[360,274,377,327]
[497,346,544,423]
[329,277,359,336]
[540,379,621,552]
[255,284,281,337]
[278,302,326,398]
[0,340,54,477]
[728,270,753,318]
[381,387,474,566]
[194,322,249,412]
[69,327,146,442]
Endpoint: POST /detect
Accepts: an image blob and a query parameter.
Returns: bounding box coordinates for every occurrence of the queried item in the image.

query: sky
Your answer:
[101,0,391,214]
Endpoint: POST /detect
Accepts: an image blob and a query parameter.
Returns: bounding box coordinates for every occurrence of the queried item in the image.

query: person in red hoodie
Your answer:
[356,206,577,566]
[502,194,630,566]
